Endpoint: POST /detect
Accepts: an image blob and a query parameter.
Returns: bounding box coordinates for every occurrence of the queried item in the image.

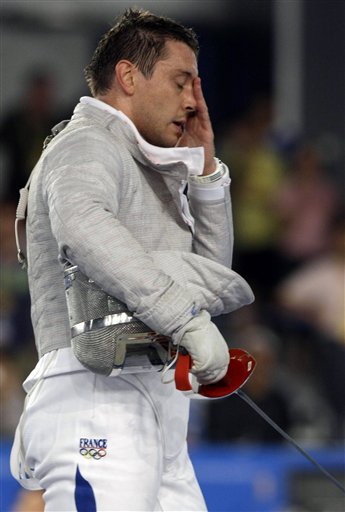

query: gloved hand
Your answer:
[175,310,230,385]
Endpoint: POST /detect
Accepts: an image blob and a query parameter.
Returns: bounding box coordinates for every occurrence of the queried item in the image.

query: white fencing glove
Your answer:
[175,310,230,385]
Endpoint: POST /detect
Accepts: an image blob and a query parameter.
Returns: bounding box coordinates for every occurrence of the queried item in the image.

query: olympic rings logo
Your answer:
[79,448,107,460]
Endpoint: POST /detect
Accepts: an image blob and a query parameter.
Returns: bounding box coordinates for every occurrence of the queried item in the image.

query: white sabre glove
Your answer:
[175,310,230,385]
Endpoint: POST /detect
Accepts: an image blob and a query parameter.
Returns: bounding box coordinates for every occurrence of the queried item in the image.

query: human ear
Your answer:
[115,60,136,95]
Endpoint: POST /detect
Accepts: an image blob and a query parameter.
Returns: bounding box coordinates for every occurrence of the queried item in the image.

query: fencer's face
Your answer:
[130,40,198,148]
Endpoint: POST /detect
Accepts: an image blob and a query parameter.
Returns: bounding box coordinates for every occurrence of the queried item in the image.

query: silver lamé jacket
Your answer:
[26,101,254,359]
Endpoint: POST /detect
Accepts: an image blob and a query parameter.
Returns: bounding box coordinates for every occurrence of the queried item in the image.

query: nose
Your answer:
[183,85,197,113]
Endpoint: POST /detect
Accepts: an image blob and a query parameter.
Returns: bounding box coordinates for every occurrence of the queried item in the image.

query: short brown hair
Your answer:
[84,8,199,96]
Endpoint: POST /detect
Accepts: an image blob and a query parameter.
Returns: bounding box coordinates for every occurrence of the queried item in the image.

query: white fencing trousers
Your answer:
[10,350,207,511]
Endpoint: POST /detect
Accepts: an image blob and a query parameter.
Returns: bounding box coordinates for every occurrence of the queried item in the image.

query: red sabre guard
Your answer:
[175,348,256,398]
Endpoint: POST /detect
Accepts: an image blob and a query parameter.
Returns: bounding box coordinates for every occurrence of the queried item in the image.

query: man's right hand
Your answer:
[176,310,230,385]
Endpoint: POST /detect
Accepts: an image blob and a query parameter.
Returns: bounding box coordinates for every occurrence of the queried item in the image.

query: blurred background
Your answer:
[1,1,344,511]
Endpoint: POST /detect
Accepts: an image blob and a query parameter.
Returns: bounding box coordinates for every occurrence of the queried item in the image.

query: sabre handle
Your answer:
[175,353,193,392]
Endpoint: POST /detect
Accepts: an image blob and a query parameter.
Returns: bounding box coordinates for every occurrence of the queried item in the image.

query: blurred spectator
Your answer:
[275,143,341,269]
[0,201,36,442]
[275,211,345,346]
[219,95,287,299]
[205,324,337,444]
[0,68,61,201]
[264,307,345,441]
[273,209,345,436]
[0,202,33,352]
[0,201,37,414]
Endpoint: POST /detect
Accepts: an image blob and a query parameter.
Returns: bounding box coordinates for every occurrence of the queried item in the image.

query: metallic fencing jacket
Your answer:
[26,101,253,358]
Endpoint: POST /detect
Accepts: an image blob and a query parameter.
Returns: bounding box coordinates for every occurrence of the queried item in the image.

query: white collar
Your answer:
[80,96,204,176]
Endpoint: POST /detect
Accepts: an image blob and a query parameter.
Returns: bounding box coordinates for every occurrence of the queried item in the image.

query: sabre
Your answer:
[236,388,345,494]
[174,349,345,495]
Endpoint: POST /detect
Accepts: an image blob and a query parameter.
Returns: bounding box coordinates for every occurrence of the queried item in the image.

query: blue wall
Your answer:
[190,444,345,511]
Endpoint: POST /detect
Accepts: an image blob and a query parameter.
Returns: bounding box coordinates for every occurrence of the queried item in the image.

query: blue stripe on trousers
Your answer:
[75,465,97,512]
